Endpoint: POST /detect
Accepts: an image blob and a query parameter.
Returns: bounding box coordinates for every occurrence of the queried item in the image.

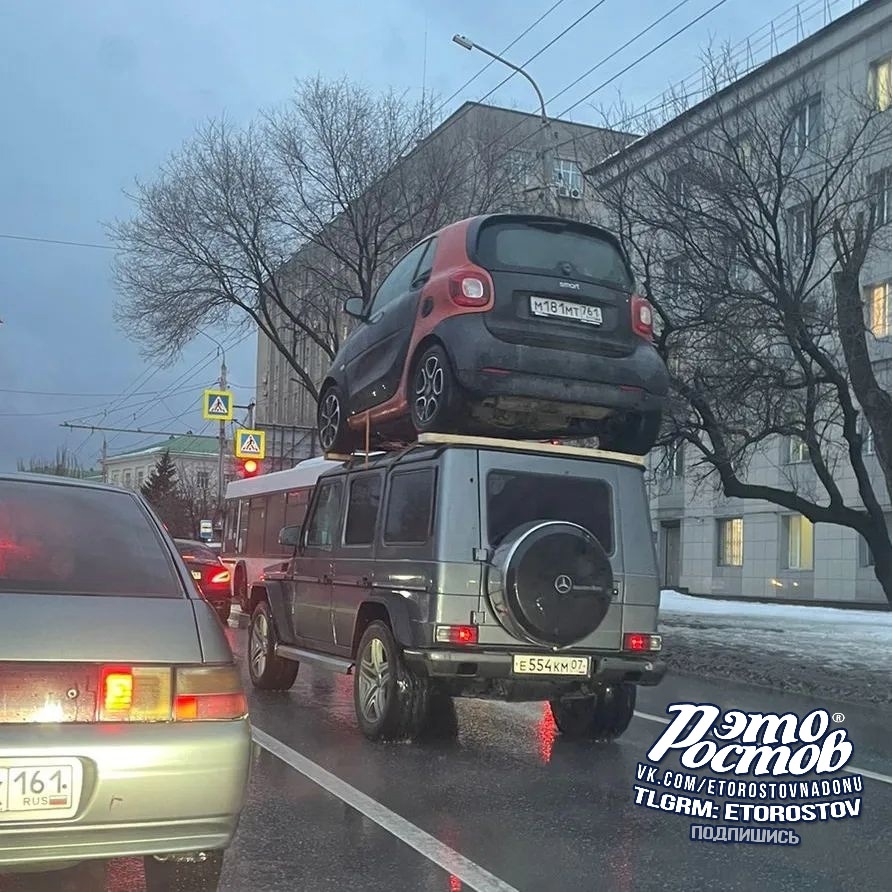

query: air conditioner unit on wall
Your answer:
[556,184,570,198]
[569,187,583,200]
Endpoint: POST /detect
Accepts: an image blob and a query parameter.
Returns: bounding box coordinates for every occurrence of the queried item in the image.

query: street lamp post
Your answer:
[452,34,552,209]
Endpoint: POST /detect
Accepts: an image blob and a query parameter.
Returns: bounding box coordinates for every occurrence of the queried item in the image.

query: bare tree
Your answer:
[17,447,87,478]
[592,59,892,603]
[177,466,216,540]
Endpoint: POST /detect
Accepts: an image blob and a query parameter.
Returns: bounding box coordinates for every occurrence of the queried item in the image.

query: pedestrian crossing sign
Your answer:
[203,389,234,421]
[235,428,266,459]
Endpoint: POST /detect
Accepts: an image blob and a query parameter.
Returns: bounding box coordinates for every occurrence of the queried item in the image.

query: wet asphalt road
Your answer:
[4,624,890,892]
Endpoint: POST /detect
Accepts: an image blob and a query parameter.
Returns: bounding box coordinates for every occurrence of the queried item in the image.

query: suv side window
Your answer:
[344,473,382,546]
[384,469,435,544]
[370,241,429,314]
[304,479,343,548]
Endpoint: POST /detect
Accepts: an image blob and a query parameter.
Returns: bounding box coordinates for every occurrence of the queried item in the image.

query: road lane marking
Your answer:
[252,726,521,892]
[633,710,892,786]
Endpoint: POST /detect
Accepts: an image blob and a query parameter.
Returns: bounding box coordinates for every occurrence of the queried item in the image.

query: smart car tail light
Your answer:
[631,295,654,340]
[448,270,491,307]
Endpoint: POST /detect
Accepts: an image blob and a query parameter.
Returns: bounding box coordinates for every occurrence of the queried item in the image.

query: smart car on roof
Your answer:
[316,213,669,455]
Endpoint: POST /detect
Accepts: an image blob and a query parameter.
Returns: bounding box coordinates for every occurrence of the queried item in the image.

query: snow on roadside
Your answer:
[657,590,892,707]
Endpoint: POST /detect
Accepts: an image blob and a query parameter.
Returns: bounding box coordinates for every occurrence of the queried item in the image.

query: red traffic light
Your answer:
[240,459,261,478]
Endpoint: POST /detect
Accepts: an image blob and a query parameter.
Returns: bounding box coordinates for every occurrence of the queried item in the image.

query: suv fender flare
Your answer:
[249,581,295,645]
[351,594,416,656]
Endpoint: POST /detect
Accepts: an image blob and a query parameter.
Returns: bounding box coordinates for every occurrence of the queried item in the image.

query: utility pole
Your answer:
[246,401,255,429]
[217,354,227,515]
[101,437,108,484]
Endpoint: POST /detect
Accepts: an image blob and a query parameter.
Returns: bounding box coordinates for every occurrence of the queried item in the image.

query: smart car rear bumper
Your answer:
[432,314,668,414]
[0,719,251,867]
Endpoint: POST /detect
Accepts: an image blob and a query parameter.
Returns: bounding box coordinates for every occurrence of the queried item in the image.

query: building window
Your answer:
[507,151,532,188]
[664,257,688,301]
[717,517,744,567]
[552,158,583,195]
[727,239,747,285]
[866,282,891,337]
[859,535,874,567]
[788,205,809,259]
[197,471,210,490]
[868,167,891,226]
[732,131,754,172]
[658,442,684,479]
[123,470,132,489]
[785,514,814,570]
[792,95,822,155]
[137,470,144,488]
[666,169,688,206]
[112,471,120,485]
[787,437,808,464]
[869,55,892,112]
[862,421,875,455]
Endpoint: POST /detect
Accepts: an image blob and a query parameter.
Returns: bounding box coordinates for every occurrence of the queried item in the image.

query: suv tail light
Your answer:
[435,625,478,645]
[631,295,654,340]
[448,270,491,307]
[623,632,662,653]
[98,664,245,722]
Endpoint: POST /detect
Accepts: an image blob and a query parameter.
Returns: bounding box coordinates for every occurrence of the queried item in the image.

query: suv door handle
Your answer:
[321,573,333,584]
[361,576,372,587]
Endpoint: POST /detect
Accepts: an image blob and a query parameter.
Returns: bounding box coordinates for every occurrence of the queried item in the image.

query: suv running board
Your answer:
[275,644,353,675]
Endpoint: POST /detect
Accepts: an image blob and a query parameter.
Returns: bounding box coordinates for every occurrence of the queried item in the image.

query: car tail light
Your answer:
[435,625,478,645]
[448,270,491,307]
[99,665,172,722]
[209,568,231,585]
[97,664,245,722]
[174,665,247,721]
[631,295,654,340]
[623,632,662,653]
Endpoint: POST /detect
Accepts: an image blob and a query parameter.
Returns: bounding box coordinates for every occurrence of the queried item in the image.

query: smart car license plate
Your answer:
[0,758,82,822]
[530,296,602,325]
[512,654,591,676]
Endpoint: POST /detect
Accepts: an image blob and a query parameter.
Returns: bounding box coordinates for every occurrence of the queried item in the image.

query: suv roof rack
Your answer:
[325,433,645,468]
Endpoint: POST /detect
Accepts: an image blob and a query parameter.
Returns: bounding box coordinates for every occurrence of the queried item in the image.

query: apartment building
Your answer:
[104,435,221,495]
[588,0,892,605]
[255,100,635,430]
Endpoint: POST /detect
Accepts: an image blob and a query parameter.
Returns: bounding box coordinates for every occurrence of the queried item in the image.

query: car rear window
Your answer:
[0,480,182,597]
[476,220,632,289]
[175,541,220,563]
[486,470,613,552]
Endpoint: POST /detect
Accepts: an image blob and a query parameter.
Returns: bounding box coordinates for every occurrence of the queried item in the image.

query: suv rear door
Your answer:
[475,450,625,650]
[470,216,637,359]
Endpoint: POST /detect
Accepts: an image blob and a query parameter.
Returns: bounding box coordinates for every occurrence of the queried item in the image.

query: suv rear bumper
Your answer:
[403,648,666,687]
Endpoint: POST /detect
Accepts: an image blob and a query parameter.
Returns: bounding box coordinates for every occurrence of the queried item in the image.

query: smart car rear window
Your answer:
[0,480,182,597]
[476,220,632,289]
[486,470,613,552]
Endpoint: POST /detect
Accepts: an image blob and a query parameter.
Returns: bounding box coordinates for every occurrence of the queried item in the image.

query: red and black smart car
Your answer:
[316,214,669,455]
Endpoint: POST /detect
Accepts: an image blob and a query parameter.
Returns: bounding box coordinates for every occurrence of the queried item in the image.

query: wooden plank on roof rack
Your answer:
[414,432,647,467]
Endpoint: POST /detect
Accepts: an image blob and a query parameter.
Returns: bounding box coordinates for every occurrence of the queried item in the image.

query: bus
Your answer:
[221,456,344,611]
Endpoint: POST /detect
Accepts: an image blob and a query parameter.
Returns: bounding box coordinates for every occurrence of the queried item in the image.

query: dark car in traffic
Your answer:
[174,538,233,623]
[0,473,250,890]
[316,213,669,456]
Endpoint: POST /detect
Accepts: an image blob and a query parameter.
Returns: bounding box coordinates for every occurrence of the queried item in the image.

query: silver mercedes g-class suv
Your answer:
[246,433,664,742]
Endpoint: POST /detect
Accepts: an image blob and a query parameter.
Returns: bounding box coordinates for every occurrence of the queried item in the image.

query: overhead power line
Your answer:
[0,232,114,250]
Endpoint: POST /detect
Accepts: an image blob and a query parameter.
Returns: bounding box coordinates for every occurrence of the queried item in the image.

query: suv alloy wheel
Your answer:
[248,601,299,691]
[354,621,429,741]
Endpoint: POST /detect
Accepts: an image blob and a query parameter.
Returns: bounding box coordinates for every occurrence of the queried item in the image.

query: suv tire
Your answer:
[409,344,462,434]
[248,601,299,691]
[144,851,223,892]
[317,383,356,454]
[598,410,661,455]
[354,621,429,741]
[550,683,636,741]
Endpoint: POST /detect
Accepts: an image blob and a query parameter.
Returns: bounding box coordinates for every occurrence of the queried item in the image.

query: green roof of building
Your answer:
[109,435,219,461]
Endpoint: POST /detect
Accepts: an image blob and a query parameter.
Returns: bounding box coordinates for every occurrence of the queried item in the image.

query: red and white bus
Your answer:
[221,456,343,611]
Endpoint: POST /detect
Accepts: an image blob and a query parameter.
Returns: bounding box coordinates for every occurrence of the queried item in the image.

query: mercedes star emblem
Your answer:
[553,574,573,595]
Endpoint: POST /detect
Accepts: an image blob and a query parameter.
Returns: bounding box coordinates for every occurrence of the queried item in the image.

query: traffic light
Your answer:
[238,458,262,478]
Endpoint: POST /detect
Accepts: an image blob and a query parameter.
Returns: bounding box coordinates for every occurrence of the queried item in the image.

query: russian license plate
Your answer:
[530,296,602,325]
[0,758,82,822]
[512,654,591,676]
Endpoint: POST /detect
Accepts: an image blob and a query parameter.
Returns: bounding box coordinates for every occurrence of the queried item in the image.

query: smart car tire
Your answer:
[248,601,299,691]
[354,621,429,741]
[143,851,223,892]
[408,344,463,435]
[317,383,356,453]
[598,409,662,455]
[550,683,637,741]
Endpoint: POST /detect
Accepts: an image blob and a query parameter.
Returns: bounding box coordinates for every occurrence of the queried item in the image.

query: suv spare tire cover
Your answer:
[486,521,613,648]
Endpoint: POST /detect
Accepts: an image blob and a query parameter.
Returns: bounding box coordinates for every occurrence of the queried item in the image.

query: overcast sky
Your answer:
[0,0,829,470]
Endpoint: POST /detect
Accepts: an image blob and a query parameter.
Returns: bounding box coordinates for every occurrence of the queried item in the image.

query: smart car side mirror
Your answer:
[278,525,303,548]
[343,296,366,319]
